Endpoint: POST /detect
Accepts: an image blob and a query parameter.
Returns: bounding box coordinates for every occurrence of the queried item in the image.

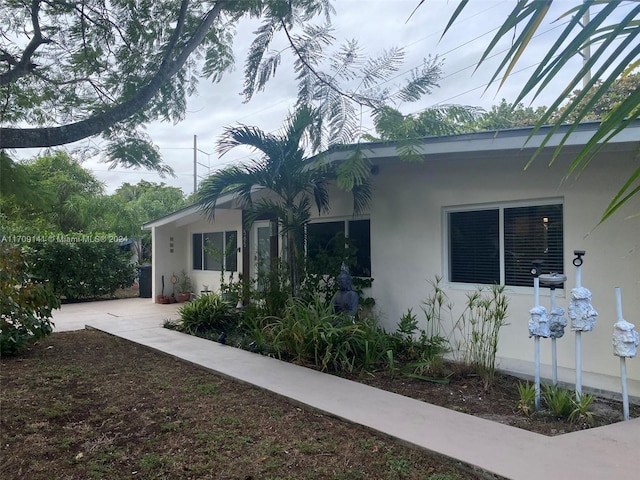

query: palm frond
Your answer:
[352,181,371,217]
[432,0,640,221]
[329,40,363,82]
[601,162,640,223]
[217,125,280,159]
[197,166,256,219]
[336,147,372,191]
[396,138,426,163]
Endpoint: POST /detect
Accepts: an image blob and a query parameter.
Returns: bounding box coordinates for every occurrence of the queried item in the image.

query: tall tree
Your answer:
[114,181,188,223]
[2,0,443,171]
[22,151,105,232]
[552,72,640,123]
[367,105,483,141]
[470,100,548,131]
[426,0,640,221]
[197,106,369,295]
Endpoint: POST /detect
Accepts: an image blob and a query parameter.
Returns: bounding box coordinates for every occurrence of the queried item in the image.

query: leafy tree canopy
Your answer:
[0,151,105,232]
[0,151,187,238]
[551,72,640,124]
[469,100,548,132]
[366,104,483,142]
[2,0,444,174]
[115,180,188,224]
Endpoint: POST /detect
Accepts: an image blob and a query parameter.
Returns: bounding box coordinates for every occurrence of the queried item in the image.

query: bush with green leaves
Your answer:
[177,293,238,336]
[264,295,394,374]
[449,285,509,389]
[542,384,595,424]
[391,308,449,380]
[516,382,537,417]
[1,245,60,355]
[542,384,574,419]
[24,233,136,301]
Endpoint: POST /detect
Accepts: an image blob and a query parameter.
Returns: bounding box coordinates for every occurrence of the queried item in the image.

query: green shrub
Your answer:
[1,245,60,355]
[392,308,449,380]
[264,295,393,374]
[569,393,595,424]
[450,285,509,389]
[542,384,574,418]
[542,384,594,424]
[516,382,536,416]
[25,233,135,301]
[177,293,237,336]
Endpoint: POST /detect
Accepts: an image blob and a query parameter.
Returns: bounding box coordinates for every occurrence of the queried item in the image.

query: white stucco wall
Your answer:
[368,147,640,397]
[151,223,185,299]
[186,209,243,294]
[147,138,639,398]
[150,208,243,298]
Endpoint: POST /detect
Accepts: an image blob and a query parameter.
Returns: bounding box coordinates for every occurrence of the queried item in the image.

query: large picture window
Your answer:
[192,231,237,272]
[306,219,371,277]
[448,202,563,287]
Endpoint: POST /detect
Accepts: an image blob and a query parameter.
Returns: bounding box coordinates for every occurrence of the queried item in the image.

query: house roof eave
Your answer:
[319,120,640,164]
[142,189,242,230]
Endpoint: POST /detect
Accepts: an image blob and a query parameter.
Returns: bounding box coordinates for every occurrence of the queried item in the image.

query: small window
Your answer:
[192,233,203,270]
[204,232,223,271]
[448,203,563,287]
[192,231,238,272]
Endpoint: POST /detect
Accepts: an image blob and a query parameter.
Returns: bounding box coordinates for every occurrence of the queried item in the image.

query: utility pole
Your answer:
[193,134,197,194]
[193,135,213,193]
[580,1,591,89]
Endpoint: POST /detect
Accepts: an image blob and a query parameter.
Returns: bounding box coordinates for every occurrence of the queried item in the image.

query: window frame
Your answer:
[192,230,238,272]
[304,217,371,278]
[444,198,564,290]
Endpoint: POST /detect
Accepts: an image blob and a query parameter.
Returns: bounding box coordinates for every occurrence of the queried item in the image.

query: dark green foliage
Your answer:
[263,296,394,373]
[389,309,449,380]
[24,234,136,301]
[177,293,238,336]
[0,245,60,355]
[516,382,536,417]
[542,384,595,424]
[542,384,574,419]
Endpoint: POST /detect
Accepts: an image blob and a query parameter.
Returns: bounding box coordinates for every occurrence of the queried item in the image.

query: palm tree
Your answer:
[424,0,640,221]
[197,106,370,296]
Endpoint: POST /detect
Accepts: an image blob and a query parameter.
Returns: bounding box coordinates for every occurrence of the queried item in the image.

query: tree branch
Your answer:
[0,0,52,86]
[1,0,228,149]
[281,20,362,105]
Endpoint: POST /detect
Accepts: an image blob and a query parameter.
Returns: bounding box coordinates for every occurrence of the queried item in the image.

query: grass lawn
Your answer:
[0,330,491,480]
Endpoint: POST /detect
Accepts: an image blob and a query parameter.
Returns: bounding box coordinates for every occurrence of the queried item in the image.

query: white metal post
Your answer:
[550,287,558,385]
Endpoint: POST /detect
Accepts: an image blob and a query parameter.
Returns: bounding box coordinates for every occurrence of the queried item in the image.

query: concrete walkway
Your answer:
[52,298,639,480]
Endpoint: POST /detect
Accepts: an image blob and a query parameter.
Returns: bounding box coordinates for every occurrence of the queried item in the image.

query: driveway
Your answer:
[52,297,181,332]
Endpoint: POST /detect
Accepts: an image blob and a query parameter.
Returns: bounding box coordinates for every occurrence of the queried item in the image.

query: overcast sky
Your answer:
[25,0,625,195]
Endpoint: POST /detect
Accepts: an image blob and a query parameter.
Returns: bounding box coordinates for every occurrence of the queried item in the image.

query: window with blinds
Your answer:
[448,203,563,287]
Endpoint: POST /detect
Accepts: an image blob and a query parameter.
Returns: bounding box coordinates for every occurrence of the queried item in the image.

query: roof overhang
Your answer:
[142,186,270,230]
[321,121,640,164]
[144,121,640,230]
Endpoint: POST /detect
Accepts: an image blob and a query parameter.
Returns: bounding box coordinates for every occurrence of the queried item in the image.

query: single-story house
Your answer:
[143,121,640,398]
